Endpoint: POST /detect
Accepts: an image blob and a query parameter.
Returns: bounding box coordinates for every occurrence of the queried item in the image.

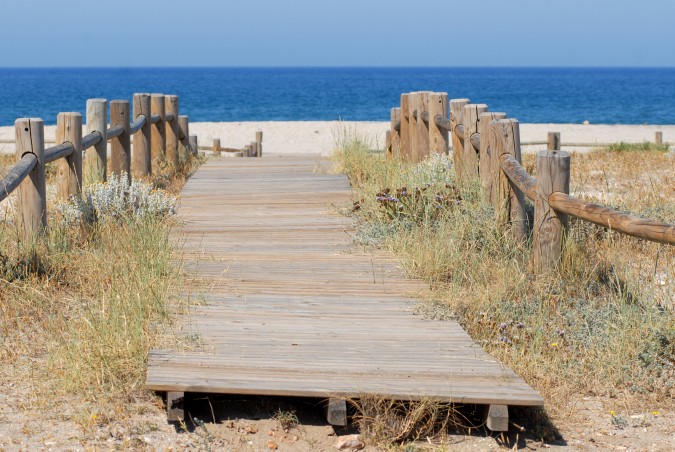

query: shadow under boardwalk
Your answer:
[146,155,543,411]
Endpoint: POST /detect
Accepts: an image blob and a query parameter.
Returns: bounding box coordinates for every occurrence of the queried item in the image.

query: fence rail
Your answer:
[0,93,264,242]
[386,91,674,271]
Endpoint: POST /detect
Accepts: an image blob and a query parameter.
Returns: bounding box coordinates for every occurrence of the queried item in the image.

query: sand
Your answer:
[1,121,673,156]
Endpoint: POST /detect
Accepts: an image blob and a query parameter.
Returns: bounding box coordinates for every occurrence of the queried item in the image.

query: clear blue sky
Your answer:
[2,0,673,67]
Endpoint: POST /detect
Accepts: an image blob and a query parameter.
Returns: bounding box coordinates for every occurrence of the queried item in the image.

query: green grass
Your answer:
[333,136,674,432]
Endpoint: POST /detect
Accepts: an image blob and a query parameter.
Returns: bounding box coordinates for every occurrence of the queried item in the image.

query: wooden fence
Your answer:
[0,93,262,242]
[386,91,675,271]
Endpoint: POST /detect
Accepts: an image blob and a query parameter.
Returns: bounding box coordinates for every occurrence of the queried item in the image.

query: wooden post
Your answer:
[533,150,571,272]
[415,91,431,161]
[385,130,392,160]
[399,94,411,160]
[110,100,131,183]
[212,138,221,156]
[132,93,152,177]
[450,98,469,183]
[56,112,82,200]
[189,135,198,156]
[479,112,506,202]
[462,103,488,180]
[547,132,561,151]
[16,118,46,241]
[408,92,420,162]
[165,95,179,168]
[486,405,509,432]
[256,131,263,157]
[84,98,107,185]
[428,93,449,156]
[151,94,166,166]
[488,119,528,240]
[178,115,190,163]
[655,131,663,146]
[389,108,401,159]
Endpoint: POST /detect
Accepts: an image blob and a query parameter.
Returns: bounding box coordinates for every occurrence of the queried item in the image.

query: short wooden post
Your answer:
[428,93,449,155]
[486,405,509,432]
[212,138,221,156]
[56,112,83,200]
[84,98,107,185]
[165,95,179,168]
[479,112,506,202]
[488,119,528,240]
[533,150,570,272]
[256,131,263,157]
[399,94,411,160]
[385,130,393,160]
[655,131,663,146]
[462,103,488,180]
[450,98,469,183]
[132,93,152,177]
[178,115,190,163]
[389,108,401,159]
[110,100,131,183]
[16,118,46,241]
[547,132,561,151]
[151,94,166,166]
[415,92,431,161]
[324,398,347,426]
[189,135,198,156]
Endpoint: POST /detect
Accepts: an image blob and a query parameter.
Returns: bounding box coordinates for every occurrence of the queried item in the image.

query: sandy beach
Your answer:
[1,121,673,156]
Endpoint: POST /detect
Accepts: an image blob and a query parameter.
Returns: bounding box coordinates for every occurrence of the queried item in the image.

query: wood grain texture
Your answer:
[165,95,179,167]
[178,115,190,162]
[110,101,130,182]
[415,92,431,162]
[547,132,561,151]
[145,156,544,408]
[256,131,263,157]
[213,138,221,156]
[428,93,448,156]
[407,92,420,162]
[389,108,400,159]
[189,135,198,156]
[533,150,570,271]
[462,104,488,180]
[449,99,469,183]
[56,112,82,200]
[399,94,411,160]
[15,118,46,241]
[479,112,506,200]
[151,94,166,165]
[84,99,107,185]
[132,93,152,177]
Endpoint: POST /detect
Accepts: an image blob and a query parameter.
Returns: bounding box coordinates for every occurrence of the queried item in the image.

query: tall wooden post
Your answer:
[479,112,506,201]
[547,132,561,151]
[84,98,107,185]
[462,103,488,180]
[110,100,131,183]
[256,131,263,157]
[151,94,166,166]
[16,118,46,241]
[408,92,420,162]
[533,150,571,272]
[488,119,527,241]
[428,93,449,156]
[189,135,198,156]
[399,94,411,160]
[56,112,82,200]
[415,92,431,161]
[450,98,469,183]
[178,115,190,163]
[165,95,179,168]
[212,138,221,156]
[389,108,401,159]
[132,93,152,177]
[655,131,663,146]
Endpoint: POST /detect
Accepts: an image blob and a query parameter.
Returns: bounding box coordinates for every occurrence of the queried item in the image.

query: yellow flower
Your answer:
[609,410,615,416]
[91,414,98,421]
[550,342,558,347]
[652,411,659,416]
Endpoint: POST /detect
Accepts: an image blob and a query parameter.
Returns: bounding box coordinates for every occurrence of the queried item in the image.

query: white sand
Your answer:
[1,121,673,155]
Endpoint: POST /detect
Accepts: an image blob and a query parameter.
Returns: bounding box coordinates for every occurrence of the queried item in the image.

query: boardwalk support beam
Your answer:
[167,391,185,422]
[324,398,347,426]
[486,404,509,431]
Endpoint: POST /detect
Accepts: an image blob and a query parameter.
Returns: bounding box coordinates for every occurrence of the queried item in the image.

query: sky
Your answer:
[1,0,674,67]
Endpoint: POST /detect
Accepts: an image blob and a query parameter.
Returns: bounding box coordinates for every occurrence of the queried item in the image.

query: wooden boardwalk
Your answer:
[146,155,543,419]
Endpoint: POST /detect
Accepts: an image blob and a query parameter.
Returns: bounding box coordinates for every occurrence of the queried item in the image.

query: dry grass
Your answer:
[333,134,674,444]
[0,152,203,417]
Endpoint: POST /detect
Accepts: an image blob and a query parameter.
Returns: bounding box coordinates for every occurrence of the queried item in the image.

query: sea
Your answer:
[0,67,673,126]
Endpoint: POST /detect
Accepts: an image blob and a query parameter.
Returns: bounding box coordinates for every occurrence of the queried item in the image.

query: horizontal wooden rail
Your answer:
[420,111,429,123]
[129,115,146,134]
[81,131,103,150]
[150,114,161,124]
[164,112,175,122]
[0,154,37,203]
[549,193,675,245]
[498,154,536,200]
[44,142,74,164]
[106,124,124,139]
[434,115,452,132]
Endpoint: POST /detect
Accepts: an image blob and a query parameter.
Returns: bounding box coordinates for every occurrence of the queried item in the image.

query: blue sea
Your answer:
[0,67,673,126]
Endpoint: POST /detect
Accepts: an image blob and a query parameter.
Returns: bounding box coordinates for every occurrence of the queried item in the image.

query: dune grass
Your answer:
[0,154,202,416]
[332,135,674,440]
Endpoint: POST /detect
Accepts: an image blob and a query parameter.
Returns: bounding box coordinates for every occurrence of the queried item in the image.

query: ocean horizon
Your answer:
[1,67,674,126]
